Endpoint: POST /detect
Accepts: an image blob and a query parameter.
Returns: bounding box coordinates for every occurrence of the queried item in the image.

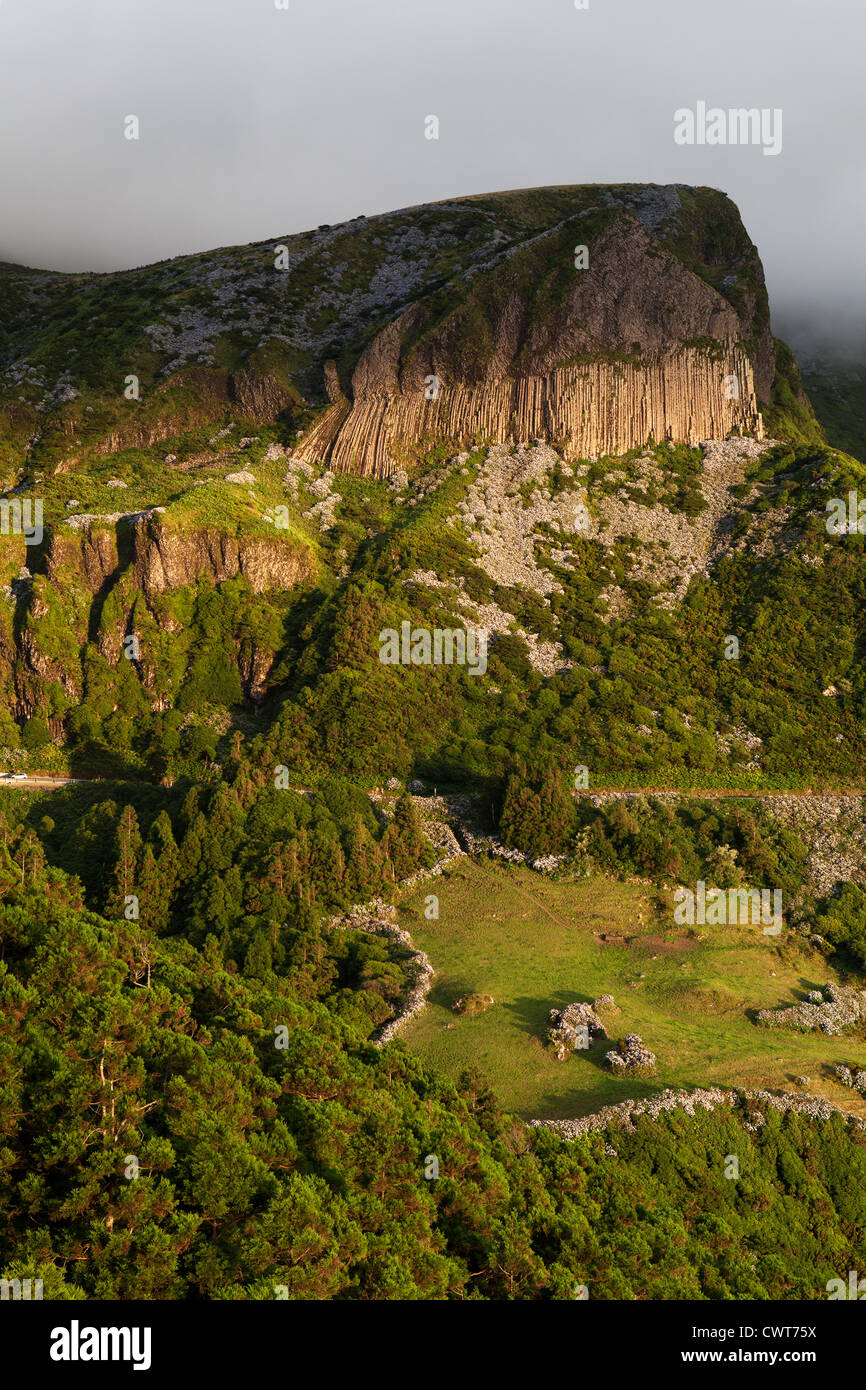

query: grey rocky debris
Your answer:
[547,1000,608,1061]
[304,494,339,530]
[604,1033,657,1074]
[588,436,775,611]
[449,441,579,601]
[406,567,563,676]
[278,461,343,531]
[755,982,866,1035]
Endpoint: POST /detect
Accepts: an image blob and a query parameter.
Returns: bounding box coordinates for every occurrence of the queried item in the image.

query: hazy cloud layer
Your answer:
[0,0,862,352]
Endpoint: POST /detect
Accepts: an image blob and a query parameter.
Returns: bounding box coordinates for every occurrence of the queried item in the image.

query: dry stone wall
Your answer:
[528,1086,866,1142]
[755,982,866,1035]
[324,795,464,1046]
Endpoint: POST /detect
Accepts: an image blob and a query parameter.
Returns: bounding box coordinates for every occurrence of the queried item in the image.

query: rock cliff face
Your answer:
[46,527,120,593]
[296,208,765,477]
[299,343,762,477]
[131,517,315,598]
[45,514,314,599]
[0,182,816,478]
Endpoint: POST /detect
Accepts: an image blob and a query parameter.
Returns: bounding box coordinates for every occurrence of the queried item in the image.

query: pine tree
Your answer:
[383,794,428,880]
[108,805,142,918]
[344,815,381,899]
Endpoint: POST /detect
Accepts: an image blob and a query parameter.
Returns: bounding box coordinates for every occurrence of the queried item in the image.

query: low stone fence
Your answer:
[527,1085,866,1142]
[322,803,465,1046]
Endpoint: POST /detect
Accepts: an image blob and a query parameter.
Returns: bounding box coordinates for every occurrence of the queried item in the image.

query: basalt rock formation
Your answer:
[299,344,763,478]
[0,182,818,481]
[297,207,766,476]
[0,183,830,749]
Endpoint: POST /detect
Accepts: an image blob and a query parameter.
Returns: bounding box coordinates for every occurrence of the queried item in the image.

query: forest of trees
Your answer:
[2,789,866,1300]
[3,442,864,796]
[1,436,865,1301]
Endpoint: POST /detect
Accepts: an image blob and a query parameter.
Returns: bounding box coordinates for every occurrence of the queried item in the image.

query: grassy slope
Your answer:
[400,857,866,1121]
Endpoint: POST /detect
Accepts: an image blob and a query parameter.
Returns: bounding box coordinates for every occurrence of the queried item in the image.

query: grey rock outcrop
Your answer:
[605,1033,657,1074]
[547,1000,608,1060]
[755,982,866,1036]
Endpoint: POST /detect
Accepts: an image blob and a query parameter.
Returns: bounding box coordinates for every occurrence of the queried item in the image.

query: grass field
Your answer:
[400,857,866,1121]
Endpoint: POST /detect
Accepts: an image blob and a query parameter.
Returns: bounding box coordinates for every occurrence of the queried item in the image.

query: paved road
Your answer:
[0,775,124,790]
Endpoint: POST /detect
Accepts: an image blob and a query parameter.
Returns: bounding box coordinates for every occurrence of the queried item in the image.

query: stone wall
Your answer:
[527,1085,866,1142]
[325,900,436,1047]
[323,798,465,1046]
[755,982,866,1035]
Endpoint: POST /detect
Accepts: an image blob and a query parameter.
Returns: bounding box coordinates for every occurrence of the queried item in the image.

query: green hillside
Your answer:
[1,186,864,1304]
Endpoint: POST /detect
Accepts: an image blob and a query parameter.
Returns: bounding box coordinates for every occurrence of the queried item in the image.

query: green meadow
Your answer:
[400,858,866,1121]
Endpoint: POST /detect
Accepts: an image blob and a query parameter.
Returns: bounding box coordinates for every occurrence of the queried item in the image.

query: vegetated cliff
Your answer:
[44,513,315,598]
[0,500,317,720]
[130,514,314,597]
[0,183,819,480]
[46,525,120,594]
[297,205,768,475]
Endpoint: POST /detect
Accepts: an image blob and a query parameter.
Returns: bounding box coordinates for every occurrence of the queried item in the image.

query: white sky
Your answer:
[1,0,863,351]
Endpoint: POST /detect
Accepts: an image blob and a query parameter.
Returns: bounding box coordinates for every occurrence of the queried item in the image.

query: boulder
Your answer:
[452,993,495,1017]
[547,1001,607,1061]
[605,1033,657,1075]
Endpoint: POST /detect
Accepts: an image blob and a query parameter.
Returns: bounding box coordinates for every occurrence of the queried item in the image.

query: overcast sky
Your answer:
[1,0,863,354]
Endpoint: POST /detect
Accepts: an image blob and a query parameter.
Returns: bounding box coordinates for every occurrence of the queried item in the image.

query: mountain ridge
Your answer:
[0,183,820,480]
